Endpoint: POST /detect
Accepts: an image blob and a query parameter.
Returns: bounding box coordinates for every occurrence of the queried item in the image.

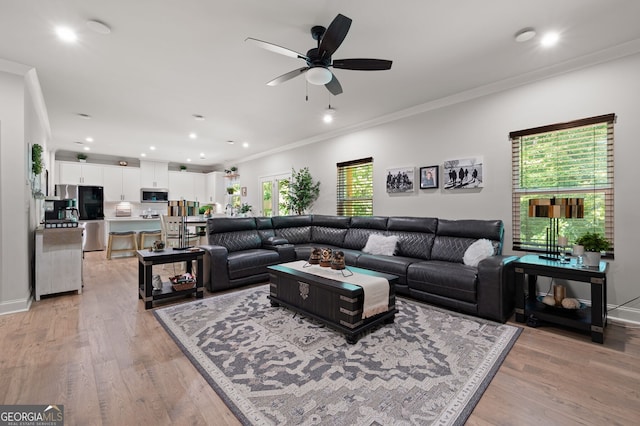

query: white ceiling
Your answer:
[2,0,640,169]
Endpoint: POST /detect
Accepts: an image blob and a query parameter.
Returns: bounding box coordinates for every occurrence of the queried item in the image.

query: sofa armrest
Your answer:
[199,244,230,291]
[476,255,519,323]
[262,236,289,246]
[263,243,296,263]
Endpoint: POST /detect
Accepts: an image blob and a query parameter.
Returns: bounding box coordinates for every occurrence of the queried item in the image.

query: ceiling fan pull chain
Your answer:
[305,80,309,101]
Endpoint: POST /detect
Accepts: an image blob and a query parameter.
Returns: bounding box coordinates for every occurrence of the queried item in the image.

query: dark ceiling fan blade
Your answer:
[318,14,352,59]
[325,73,343,96]
[245,37,308,60]
[332,58,393,71]
[266,67,309,86]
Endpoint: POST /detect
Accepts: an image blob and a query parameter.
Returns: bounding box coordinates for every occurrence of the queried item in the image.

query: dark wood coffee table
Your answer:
[268,262,397,344]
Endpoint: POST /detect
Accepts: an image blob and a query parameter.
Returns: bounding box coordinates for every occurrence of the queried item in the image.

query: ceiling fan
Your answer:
[245,13,392,95]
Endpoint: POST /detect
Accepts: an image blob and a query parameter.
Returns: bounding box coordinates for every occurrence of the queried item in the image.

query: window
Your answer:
[337,157,373,216]
[511,114,615,256]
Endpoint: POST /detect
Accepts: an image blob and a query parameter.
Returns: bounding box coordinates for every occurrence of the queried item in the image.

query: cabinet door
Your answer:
[58,162,83,184]
[102,166,124,201]
[206,172,225,204]
[194,173,206,203]
[81,163,103,186]
[140,161,168,188]
[121,168,141,201]
[169,171,195,200]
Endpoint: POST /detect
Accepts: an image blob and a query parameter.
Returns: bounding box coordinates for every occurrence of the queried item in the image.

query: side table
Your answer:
[137,248,204,309]
[513,254,608,343]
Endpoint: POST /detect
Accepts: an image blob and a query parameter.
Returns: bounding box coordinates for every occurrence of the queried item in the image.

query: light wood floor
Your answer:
[1,252,638,425]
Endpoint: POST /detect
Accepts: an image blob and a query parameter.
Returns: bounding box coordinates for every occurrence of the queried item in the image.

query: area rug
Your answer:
[154,285,521,426]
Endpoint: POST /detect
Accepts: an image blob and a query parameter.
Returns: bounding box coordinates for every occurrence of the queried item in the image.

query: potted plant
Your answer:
[575,232,610,267]
[226,186,235,195]
[283,167,320,215]
[239,203,252,217]
[230,166,238,173]
[77,152,88,162]
[180,165,187,172]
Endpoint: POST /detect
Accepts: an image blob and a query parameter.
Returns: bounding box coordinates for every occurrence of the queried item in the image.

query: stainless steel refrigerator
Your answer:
[55,184,106,251]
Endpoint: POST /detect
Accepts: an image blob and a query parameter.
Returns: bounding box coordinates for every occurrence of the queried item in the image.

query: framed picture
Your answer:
[419,166,439,189]
[386,167,415,193]
[443,157,483,189]
[241,186,247,197]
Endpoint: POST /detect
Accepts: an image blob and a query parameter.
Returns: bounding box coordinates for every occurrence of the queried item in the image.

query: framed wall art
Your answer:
[419,165,439,189]
[386,167,415,193]
[443,157,483,189]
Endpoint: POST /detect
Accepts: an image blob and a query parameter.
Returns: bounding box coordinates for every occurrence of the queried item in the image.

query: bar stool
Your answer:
[138,230,162,250]
[107,231,138,259]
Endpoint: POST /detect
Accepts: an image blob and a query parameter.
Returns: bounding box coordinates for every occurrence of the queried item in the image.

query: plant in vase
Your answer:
[77,152,88,162]
[283,166,320,215]
[575,232,610,267]
[226,186,235,195]
[31,144,43,175]
[239,203,252,217]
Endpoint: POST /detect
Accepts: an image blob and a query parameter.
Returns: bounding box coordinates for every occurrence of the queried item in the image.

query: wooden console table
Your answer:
[513,254,608,343]
[137,248,204,309]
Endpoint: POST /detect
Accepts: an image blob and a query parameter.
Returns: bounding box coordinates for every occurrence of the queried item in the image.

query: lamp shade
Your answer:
[528,198,584,218]
[306,67,333,85]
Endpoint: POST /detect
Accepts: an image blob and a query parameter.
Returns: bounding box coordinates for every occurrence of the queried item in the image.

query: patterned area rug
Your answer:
[154,285,521,426]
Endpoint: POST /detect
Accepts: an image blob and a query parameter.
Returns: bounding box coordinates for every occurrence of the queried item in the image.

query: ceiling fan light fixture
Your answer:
[306,67,332,85]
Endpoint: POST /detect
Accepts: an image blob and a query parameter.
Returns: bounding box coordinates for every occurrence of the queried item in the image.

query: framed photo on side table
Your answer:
[419,166,439,189]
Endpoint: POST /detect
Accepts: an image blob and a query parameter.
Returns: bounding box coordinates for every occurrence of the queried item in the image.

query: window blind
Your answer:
[337,157,373,216]
[511,114,615,256]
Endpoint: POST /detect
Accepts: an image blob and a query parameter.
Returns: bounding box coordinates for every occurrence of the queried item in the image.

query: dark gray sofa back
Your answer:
[255,217,275,241]
[272,215,312,244]
[431,219,504,262]
[386,217,437,260]
[206,217,262,252]
[343,216,388,249]
[311,215,351,246]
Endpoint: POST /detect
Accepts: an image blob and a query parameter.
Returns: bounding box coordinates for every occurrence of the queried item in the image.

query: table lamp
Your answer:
[528,197,584,260]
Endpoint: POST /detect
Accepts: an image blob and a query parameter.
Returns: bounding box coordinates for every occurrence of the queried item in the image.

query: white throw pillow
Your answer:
[463,239,495,267]
[362,234,398,256]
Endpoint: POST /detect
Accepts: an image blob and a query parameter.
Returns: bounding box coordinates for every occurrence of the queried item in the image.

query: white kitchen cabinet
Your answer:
[194,173,206,203]
[169,171,195,200]
[140,161,169,188]
[58,161,104,185]
[205,171,225,205]
[103,165,141,201]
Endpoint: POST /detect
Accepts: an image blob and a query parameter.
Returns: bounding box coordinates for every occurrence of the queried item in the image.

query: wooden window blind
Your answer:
[511,113,615,256]
[337,157,373,216]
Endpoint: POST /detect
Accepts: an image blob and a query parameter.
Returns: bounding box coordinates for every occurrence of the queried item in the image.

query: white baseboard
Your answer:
[0,297,32,316]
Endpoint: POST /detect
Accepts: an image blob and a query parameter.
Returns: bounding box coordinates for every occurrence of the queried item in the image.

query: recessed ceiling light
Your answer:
[189,132,197,139]
[199,153,206,159]
[86,20,111,35]
[541,31,559,47]
[149,146,156,150]
[74,141,84,145]
[242,142,249,148]
[227,140,235,145]
[83,146,90,151]
[55,26,77,43]
[85,137,93,142]
[186,158,192,162]
[193,114,205,121]
[141,153,146,157]
[77,113,92,119]
[514,27,536,43]
[323,106,336,123]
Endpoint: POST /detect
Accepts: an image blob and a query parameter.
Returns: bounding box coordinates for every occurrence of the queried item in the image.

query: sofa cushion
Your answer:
[343,216,388,249]
[437,219,504,254]
[430,236,477,263]
[227,249,281,279]
[407,260,478,303]
[362,234,398,255]
[208,230,262,252]
[355,254,414,285]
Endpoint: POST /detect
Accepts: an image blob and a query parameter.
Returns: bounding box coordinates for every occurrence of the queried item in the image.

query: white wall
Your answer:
[0,68,29,314]
[238,52,640,323]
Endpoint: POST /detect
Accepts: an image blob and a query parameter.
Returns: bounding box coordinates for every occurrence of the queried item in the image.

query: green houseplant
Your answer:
[239,203,252,215]
[226,186,236,195]
[575,232,610,267]
[284,167,320,215]
[31,144,43,175]
[77,152,88,162]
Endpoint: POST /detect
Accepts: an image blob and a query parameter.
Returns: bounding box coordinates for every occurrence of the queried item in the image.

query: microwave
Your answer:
[141,188,169,203]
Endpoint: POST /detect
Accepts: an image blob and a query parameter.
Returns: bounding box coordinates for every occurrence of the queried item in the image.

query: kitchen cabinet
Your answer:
[140,161,169,188]
[103,165,141,201]
[58,161,103,185]
[205,171,225,205]
[169,171,206,202]
[35,227,83,300]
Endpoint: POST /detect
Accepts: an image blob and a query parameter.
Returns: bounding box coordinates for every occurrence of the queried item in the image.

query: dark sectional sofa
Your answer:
[200,215,517,323]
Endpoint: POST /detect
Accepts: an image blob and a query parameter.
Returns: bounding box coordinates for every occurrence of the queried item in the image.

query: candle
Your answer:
[558,236,568,246]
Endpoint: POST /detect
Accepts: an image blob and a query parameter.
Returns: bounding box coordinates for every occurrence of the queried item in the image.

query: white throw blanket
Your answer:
[282,260,390,319]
